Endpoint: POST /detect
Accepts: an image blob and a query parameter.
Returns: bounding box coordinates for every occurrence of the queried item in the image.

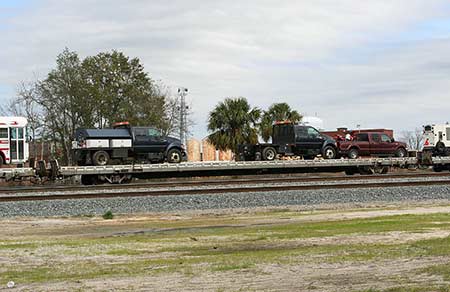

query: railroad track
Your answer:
[1,172,449,194]
[2,176,450,202]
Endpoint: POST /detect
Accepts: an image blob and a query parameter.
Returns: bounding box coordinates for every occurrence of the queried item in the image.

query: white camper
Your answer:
[423,123,450,156]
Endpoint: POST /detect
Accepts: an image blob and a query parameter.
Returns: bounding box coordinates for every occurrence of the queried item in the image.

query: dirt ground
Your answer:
[2,201,450,291]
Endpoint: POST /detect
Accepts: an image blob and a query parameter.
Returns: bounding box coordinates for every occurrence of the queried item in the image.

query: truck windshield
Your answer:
[381,134,391,142]
[307,127,320,137]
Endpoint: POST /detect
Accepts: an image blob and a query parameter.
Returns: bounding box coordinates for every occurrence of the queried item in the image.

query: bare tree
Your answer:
[0,97,25,116]
[157,83,195,138]
[16,81,45,159]
[400,128,424,150]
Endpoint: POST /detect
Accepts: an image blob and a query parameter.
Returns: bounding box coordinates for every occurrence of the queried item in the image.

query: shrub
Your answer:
[102,210,114,220]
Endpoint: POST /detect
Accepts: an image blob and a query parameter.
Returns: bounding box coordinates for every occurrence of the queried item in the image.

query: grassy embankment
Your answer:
[1,208,450,291]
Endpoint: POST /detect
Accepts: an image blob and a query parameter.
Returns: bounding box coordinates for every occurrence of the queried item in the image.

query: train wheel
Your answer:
[433,165,443,172]
[395,148,407,158]
[345,169,356,175]
[81,175,98,185]
[92,151,110,166]
[322,146,337,159]
[167,148,182,163]
[348,148,359,159]
[262,147,277,161]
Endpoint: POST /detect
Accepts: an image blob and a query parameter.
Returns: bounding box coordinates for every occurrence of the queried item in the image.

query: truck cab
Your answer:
[338,132,408,158]
[423,124,450,156]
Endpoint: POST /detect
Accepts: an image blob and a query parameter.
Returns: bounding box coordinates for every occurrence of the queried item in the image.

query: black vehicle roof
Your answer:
[75,128,131,139]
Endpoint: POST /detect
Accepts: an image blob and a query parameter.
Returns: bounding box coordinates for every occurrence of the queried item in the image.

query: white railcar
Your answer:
[0,116,29,166]
[423,124,450,156]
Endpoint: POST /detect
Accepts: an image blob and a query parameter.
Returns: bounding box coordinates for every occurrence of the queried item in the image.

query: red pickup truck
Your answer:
[338,132,408,159]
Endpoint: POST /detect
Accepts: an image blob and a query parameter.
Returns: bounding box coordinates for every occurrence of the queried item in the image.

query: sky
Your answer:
[0,0,450,138]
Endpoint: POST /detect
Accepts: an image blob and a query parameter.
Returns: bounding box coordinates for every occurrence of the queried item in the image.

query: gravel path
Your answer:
[1,185,450,217]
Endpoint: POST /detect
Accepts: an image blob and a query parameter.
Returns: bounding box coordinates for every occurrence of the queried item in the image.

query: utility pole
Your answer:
[178,87,189,146]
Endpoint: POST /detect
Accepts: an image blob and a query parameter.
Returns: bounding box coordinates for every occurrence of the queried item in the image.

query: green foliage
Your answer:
[102,210,114,220]
[24,48,173,165]
[81,51,166,128]
[260,102,302,142]
[207,97,261,152]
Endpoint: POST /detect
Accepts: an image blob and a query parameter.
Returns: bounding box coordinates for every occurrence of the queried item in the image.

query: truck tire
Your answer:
[322,146,337,159]
[436,142,446,155]
[167,148,182,163]
[0,155,3,167]
[92,151,110,166]
[395,148,407,158]
[348,148,359,159]
[262,147,277,161]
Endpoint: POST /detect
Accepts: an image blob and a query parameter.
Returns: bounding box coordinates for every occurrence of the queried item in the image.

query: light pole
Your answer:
[178,87,189,146]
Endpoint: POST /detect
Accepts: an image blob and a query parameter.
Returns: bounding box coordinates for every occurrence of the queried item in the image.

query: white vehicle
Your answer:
[423,123,450,156]
[0,116,29,166]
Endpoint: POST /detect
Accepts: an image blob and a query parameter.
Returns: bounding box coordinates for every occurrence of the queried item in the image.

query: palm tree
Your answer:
[207,97,261,152]
[260,102,302,142]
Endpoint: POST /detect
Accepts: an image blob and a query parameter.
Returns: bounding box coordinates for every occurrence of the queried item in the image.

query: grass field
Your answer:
[2,205,450,291]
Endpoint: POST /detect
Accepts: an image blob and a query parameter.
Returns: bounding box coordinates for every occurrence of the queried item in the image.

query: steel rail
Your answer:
[1,171,450,194]
[1,172,450,194]
[2,179,450,202]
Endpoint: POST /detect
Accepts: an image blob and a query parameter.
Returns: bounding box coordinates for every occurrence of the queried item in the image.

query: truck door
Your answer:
[147,128,167,153]
[379,133,394,155]
[132,128,152,154]
[132,128,166,154]
[295,127,324,155]
[370,133,382,155]
[354,133,370,155]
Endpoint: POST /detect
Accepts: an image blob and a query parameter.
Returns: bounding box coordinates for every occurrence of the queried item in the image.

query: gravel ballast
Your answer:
[1,185,450,217]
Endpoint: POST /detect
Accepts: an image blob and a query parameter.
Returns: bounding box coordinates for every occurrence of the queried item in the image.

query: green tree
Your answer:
[81,50,165,128]
[14,48,175,165]
[36,48,91,163]
[207,97,261,152]
[260,102,302,142]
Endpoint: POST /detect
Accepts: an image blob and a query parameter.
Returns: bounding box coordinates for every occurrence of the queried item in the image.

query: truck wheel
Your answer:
[92,151,110,166]
[436,142,446,155]
[0,155,3,167]
[262,147,277,161]
[348,148,359,159]
[322,146,337,159]
[167,148,182,163]
[395,148,407,158]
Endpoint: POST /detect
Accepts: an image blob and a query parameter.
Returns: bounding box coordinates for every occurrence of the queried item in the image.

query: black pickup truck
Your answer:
[237,122,337,161]
[72,122,186,166]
